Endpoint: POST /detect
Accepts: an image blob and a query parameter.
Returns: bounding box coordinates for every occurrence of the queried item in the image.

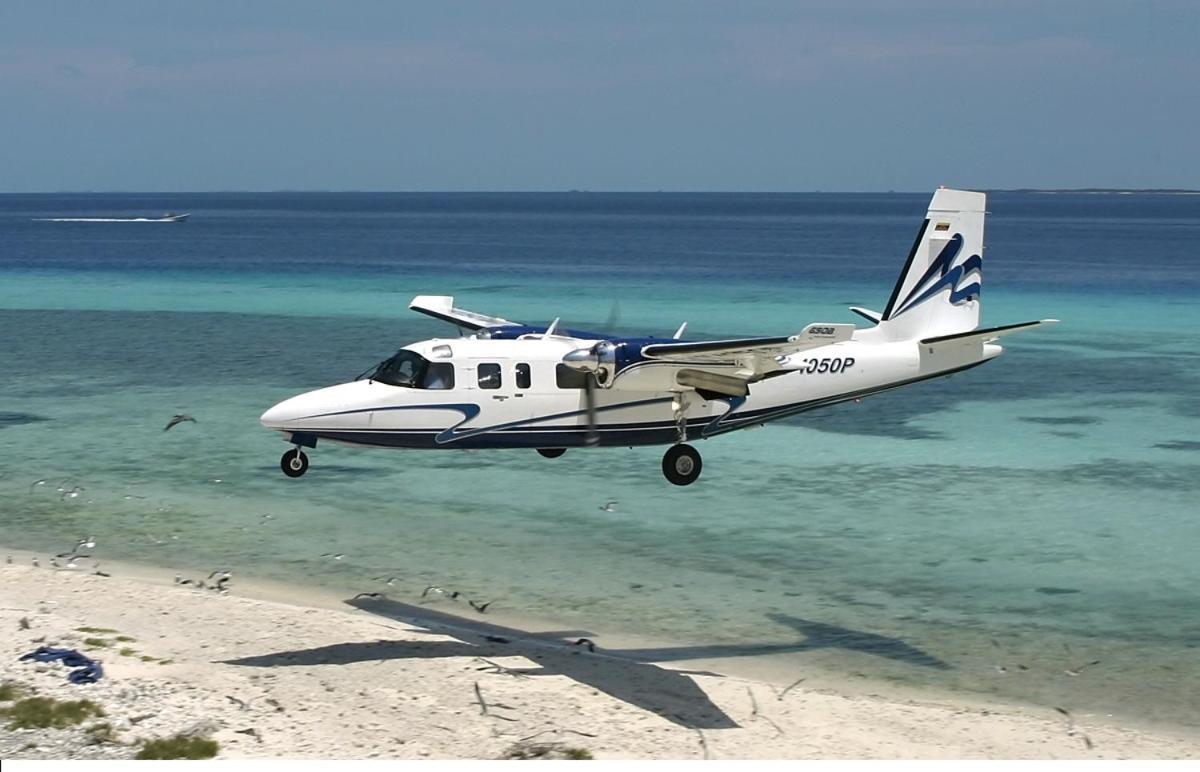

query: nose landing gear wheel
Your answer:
[662,444,702,486]
[281,448,309,478]
[536,448,566,459]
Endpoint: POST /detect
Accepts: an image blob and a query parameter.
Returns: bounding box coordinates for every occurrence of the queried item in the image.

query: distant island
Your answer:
[987,188,1199,195]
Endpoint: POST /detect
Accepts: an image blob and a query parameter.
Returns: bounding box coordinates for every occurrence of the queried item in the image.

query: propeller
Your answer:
[562,340,618,448]
[583,372,600,447]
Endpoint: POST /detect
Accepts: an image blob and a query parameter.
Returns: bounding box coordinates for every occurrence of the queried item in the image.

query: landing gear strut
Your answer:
[281,448,309,478]
[662,444,702,486]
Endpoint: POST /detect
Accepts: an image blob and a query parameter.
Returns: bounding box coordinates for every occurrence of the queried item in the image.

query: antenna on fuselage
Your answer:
[544,317,561,337]
[673,322,687,340]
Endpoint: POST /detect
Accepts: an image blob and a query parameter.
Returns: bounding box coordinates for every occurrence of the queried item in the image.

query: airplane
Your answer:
[260,187,1056,485]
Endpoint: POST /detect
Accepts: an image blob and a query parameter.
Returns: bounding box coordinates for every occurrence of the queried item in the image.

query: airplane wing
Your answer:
[640,323,855,365]
[633,323,856,397]
[408,295,520,331]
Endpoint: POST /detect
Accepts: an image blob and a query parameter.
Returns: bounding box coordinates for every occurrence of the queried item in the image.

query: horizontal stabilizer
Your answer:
[848,306,882,324]
[921,319,1059,345]
[409,295,520,331]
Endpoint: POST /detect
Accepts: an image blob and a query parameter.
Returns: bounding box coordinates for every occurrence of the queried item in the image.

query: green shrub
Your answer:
[136,734,219,760]
[0,681,28,701]
[501,741,594,760]
[1,697,104,729]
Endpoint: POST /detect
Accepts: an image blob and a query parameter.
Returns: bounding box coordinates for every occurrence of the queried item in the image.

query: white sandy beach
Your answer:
[1,559,1197,760]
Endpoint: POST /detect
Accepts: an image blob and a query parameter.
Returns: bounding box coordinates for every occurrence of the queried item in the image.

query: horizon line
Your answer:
[2,187,1198,196]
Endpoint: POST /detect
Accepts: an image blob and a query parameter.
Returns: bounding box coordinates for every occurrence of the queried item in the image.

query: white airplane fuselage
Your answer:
[260,330,1003,451]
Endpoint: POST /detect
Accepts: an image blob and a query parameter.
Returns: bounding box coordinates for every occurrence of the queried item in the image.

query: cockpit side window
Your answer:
[478,363,502,389]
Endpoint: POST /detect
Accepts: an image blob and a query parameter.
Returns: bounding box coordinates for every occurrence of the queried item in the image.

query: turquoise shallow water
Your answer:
[1,192,1198,729]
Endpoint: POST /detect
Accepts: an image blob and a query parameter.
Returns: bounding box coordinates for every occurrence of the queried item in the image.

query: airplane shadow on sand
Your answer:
[222,600,949,730]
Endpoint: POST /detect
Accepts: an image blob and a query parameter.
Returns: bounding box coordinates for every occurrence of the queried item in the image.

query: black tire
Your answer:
[662,444,702,486]
[536,448,566,459]
[281,448,309,478]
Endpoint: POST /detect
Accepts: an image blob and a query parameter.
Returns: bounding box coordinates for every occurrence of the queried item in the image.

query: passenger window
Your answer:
[478,363,502,389]
[555,364,589,389]
[422,362,455,390]
[515,363,531,389]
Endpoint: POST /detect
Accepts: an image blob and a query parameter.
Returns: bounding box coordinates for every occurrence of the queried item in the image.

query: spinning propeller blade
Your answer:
[583,373,600,446]
[601,299,621,335]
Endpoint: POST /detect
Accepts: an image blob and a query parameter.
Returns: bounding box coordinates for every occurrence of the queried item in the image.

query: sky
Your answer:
[1,1,1197,192]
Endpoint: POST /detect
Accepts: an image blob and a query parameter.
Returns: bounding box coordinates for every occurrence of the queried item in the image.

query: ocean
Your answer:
[1,191,1198,729]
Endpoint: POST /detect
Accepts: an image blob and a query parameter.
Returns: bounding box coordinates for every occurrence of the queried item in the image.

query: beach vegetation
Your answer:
[136,733,219,760]
[1,696,105,729]
[0,681,29,701]
[501,741,594,760]
[119,647,138,657]
[82,637,111,648]
[139,654,159,662]
[75,627,118,634]
[114,635,137,643]
[157,659,174,665]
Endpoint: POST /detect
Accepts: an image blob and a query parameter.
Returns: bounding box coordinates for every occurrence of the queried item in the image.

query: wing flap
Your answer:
[409,295,519,331]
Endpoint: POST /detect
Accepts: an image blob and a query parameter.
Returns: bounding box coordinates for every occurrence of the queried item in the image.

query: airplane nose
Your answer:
[260,399,297,428]
[260,403,283,428]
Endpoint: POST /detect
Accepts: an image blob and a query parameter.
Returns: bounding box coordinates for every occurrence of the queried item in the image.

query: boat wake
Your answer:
[34,213,190,223]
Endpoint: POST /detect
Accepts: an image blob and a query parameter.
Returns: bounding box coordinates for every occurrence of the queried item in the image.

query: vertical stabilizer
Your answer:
[878,188,985,341]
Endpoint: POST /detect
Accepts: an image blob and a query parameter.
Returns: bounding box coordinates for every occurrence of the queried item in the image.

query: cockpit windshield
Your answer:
[358,349,455,390]
[367,349,427,387]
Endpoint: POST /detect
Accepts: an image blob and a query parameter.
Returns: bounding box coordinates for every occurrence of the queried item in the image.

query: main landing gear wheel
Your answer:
[662,444,702,486]
[281,448,309,478]
[536,448,567,459]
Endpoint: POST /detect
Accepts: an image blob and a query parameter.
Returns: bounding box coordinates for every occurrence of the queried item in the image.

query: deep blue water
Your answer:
[1,191,1198,728]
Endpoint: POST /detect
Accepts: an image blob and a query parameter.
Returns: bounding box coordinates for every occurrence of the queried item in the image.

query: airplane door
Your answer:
[465,360,534,424]
[465,360,523,425]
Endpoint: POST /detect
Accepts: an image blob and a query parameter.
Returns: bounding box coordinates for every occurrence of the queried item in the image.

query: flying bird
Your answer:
[164,414,196,431]
[421,585,462,601]
[599,500,618,513]
[469,599,493,614]
[1065,659,1101,677]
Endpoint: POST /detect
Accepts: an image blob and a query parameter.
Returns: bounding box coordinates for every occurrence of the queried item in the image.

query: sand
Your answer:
[1,560,1197,760]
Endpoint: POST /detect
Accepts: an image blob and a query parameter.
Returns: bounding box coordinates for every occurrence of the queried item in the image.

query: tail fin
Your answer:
[877,188,985,341]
